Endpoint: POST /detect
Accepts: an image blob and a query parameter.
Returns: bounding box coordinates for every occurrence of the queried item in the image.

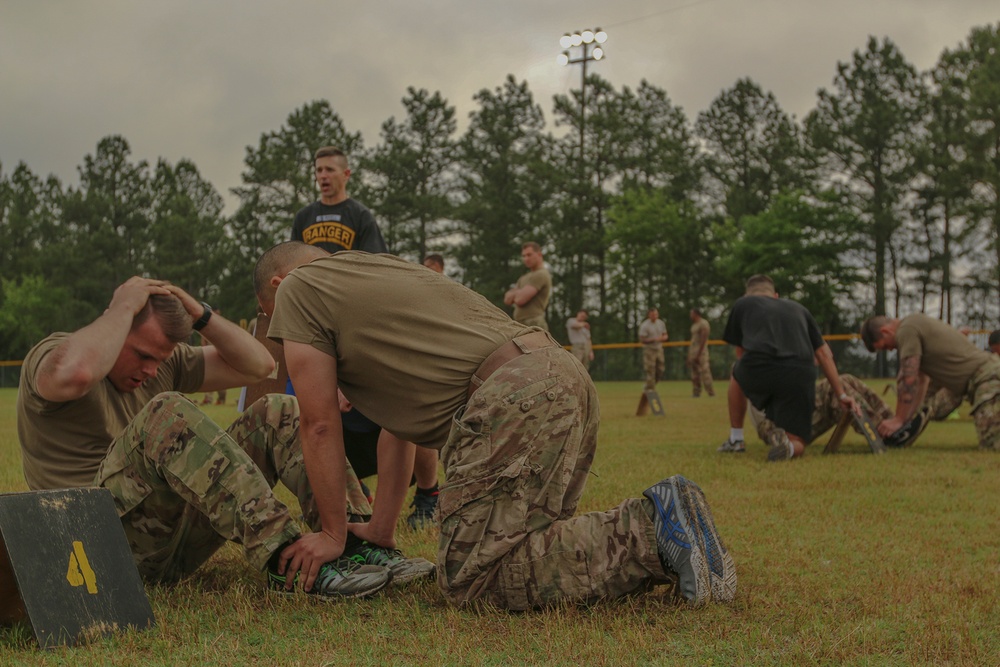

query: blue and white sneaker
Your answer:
[643,475,736,606]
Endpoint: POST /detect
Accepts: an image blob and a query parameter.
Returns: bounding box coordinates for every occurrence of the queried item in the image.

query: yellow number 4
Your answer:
[66,541,98,595]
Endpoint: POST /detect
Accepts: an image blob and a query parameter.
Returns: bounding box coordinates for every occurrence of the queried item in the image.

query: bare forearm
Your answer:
[511,285,539,307]
[894,356,925,421]
[815,344,845,397]
[199,316,275,387]
[300,422,348,545]
[366,432,416,544]
[36,305,134,400]
[37,275,172,401]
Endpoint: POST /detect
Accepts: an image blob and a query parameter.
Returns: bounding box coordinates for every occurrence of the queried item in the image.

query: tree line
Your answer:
[1,24,998,363]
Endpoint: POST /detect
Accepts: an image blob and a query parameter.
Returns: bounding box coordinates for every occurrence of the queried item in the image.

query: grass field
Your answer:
[0,382,997,666]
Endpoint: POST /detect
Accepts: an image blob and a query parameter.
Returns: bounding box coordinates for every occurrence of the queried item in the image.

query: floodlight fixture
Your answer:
[556,26,609,175]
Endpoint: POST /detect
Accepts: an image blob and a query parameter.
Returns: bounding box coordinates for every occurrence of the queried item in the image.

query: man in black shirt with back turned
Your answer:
[717,275,858,461]
[291,146,386,254]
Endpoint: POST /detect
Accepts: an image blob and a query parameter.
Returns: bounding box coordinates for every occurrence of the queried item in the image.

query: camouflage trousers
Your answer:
[642,347,665,392]
[518,315,549,332]
[94,392,371,582]
[687,352,714,397]
[925,385,964,421]
[968,359,1000,451]
[437,343,669,610]
[571,343,592,372]
[754,374,891,445]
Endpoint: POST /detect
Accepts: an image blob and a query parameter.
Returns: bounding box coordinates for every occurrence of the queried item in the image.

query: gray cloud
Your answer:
[1,0,996,210]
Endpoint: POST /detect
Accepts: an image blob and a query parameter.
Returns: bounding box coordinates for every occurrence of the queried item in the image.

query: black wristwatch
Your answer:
[193,302,213,331]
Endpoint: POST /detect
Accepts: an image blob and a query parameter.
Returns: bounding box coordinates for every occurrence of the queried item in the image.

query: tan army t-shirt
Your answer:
[17,333,205,490]
[896,313,995,396]
[688,318,710,361]
[267,252,529,448]
[512,268,551,324]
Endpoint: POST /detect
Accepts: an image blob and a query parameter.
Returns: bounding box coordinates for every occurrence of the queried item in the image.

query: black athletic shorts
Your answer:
[343,427,380,479]
[733,355,816,441]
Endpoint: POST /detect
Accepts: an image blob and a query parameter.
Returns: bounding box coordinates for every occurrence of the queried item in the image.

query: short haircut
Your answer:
[254,241,328,307]
[314,146,348,166]
[423,253,444,267]
[647,307,658,315]
[691,308,702,317]
[745,275,775,294]
[133,294,192,344]
[859,316,891,353]
[521,242,541,253]
[989,329,1000,347]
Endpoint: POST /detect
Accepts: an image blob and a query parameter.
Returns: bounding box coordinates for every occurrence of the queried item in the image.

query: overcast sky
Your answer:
[1,1,996,213]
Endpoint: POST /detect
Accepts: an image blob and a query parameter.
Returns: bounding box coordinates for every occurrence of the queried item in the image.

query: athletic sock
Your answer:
[415,483,439,496]
[730,428,744,442]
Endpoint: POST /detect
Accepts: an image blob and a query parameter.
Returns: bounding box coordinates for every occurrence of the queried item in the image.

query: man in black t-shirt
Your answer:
[718,275,857,461]
[291,146,387,254]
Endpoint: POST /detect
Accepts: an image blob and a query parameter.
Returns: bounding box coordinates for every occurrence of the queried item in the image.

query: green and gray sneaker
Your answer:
[347,541,436,585]
[267,554,391,599]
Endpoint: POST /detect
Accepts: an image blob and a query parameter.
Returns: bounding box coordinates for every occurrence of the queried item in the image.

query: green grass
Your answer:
[0,382,997,666]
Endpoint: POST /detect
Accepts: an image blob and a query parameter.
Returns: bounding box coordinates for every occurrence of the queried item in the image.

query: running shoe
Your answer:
[766,429,795,461]
[716,438,745,453]
[884,407,930,448]
[643,475,736,606]
[346,541,436,585]
[406,489,438,529]
[267,554,391,599]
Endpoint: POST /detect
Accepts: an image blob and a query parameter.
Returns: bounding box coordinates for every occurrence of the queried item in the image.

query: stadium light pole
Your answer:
[558,29,608,167]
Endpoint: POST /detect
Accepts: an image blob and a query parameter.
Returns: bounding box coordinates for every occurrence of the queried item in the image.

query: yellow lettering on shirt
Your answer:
[303,223,356,249]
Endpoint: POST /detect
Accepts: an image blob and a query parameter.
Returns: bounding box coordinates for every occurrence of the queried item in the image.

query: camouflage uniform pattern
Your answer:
[95,392,372,582]
[571,342,592,372]
[437,343,669,610]
[688,353,714,397]
[968,359,1000,451]
[924,384,964,421]
[642,347,665,392]
[754,375,892,445]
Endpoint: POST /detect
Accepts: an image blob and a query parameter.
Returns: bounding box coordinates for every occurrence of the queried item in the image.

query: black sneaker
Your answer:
[267,554,391,599]
[345,541,436,585]
[884,407,930,448]
[643,476,736,606]
[406,489,438,529]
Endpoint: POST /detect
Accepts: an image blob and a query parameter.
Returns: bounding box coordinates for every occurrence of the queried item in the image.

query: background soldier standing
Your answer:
[503,242,552,331]
[638,308,668,392]
[566,310,594,373]
[687,309,714,397]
